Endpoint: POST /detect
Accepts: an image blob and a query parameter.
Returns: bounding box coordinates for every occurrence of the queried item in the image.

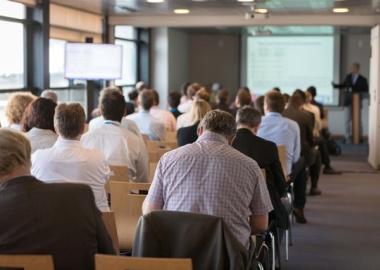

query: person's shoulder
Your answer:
[41,181,94,199]
[284,117,299,129]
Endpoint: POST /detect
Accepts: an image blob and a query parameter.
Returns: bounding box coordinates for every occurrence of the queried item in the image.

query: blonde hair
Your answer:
[54,103,85,139]
[188,100,212,126]
[5,92,36,125]
[0,129,31,177]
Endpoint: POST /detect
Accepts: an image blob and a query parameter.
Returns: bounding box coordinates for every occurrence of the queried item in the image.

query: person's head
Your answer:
[20,98,57,133]
[167,92,181,109]
[138,89,155,111]
[254,96,265,116]
[98,87,123,108]
[54,103,85,140]
[181,82,191,96]
[189,99,212,126]
[293,89,306,103]
[41,89,58,103]
[212,82,223,93]
[128,90,138,102]
[283,93,290,104]
[5,92,36,125]
[91,108,101,119]
[350,62,360,74]
[198,110,237,145]
[264,91,285,114]
[305,90,313,104]
[151,90,160,106]
[235,88,252,108]
[216,89,230,105]
[187,83,202,99]
[136,81,146,93]
[307,86,317,98]
[0,129,32,182]
[272,87,281,93]
[236,106,262,134]
[288,94,304,110]
[240,86,250,93]
[100,90,126,122]
[194,88,210,102]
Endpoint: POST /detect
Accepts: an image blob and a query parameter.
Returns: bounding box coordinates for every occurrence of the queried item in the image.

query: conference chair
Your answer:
[95,254,192,270]
[141,134,149,146]
[149,163,158,183]
[166,131,177,143]
[148,149,171,164]
[146,140,178,151]
[0,255,54,270]
[105,165,129,194]
[101,211,120,255]
[110,181,150,252]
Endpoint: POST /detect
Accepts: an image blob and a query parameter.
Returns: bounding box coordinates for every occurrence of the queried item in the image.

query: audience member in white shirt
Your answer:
[150,90,176,132]
[81,89,149,183]
[127,90,166,141]
[20,97,58,154]
[5,92,36,131]
[31,103,110,211]
[177,83,202,113]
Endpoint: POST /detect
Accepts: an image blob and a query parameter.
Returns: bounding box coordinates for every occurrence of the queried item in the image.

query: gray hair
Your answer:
[199,110,237,140]
[236,106,262,128]
[41,89,58,103]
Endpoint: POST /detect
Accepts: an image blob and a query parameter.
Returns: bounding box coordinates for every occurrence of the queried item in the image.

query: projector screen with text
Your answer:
[247,36,335,104]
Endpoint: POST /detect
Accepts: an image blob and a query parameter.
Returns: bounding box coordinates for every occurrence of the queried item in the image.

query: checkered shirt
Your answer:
[146,131,273,248]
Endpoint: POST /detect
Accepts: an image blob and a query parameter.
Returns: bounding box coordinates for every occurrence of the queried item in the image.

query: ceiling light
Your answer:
[255,8,268,13]
[174,9,190,14]
[147,0,164,3]
[333,7,349,13]
[238,0,254,2]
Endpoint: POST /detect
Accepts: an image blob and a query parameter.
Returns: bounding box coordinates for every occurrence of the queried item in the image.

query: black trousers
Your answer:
[308,148,322,188]
[290,157,307,209]
[314,136,330,168]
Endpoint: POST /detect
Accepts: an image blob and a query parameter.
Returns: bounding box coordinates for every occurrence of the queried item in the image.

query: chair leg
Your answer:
[257,262,264,270]
[269,232,275,270]
[285,230,289,261]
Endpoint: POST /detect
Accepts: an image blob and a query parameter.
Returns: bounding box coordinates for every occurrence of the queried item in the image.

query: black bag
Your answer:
[326,138,341,156]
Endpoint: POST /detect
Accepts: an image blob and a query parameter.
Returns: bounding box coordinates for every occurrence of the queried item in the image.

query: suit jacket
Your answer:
[232,129,288,229]
[212,103,233,114]
[0,176,116,270]
[333,74,368,106]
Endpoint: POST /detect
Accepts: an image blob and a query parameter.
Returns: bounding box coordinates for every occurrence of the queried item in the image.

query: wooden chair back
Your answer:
[166,131,177,142]
[95,254,192,270]
[0,255,54,270]
[146,140,178,151]
[141,134,149,146]
[277,145,288,179]
[105,165,129,193]
[148,151,160,163]
[149,163,158,183]
[260,168,266,180]
[110,182,151,251]
[101,211,120,255]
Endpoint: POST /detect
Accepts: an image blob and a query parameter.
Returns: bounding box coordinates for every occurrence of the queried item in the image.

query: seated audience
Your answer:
[89,87,142,138]
[257,91,308,223]
[232,88,252,117]
[212,89,232,114]
[41,89,58,103]
[150,90,177,132]
[126,89,138,115]
[307,86,325,120]
[143,110,273,249]
[254,95,265,116]
[177,94,211,130]
[179,82,191,104]
[5,92,36,130]
[127,90,166,141]
[167,91,183,119]
[177,100,211,146]
[209,82,223,105]
[283,93,290,107]
[0,129,115,270]
[232,106,288,230]
[81,90,149,183]
[20,98,58,154]
[178,83,202,113]
[283,95,322,195]
[31,103,110,211]
[136,81,146,93]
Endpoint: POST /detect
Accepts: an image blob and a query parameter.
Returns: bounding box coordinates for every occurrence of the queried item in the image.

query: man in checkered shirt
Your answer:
[143,110,273,249]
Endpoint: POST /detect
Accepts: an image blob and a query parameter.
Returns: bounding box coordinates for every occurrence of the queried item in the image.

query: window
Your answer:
[49,38,69,88]
[0,1,25,19]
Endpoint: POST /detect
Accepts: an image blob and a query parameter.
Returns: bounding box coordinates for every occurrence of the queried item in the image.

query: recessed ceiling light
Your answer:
[255,8,268,13]
[147,0,164,3]
[174,9,190,14]
[238,0,254,2]
[333,7,349,13]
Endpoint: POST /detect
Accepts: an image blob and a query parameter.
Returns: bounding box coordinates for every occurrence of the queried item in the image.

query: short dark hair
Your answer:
[236,106,262,128]
[273,87,281,92]
[240,86,250,93]
[151,90,160,105]
[307,86,317,98]
[20,97,57,133]
[283,93,290,103]
[293,89,306,103]
[216,89,230,104]
[200,110,237,140]
[181,82,191,96]
[264,91,285,113]
[289,94,304,108]
[168,92,181,108]
[54,103,85,139]
[139,90,154,110]
[237,89,252,107]
[254,96,265,116]
[187,83,202,98]
[101,90,126,122]
[128,90,138,101]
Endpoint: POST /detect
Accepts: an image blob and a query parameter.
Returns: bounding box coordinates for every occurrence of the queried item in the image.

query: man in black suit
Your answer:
[332,62,369,144]
[283,95,322,196]
[0,129,116,270]
[232,106,288,229]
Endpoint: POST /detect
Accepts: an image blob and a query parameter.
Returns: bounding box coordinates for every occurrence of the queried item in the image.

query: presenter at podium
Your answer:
[332,62,368,144]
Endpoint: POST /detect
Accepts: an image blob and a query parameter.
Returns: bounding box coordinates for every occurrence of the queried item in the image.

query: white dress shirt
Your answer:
[81,120,149,183]
[88,116,142,138]
[150,106,176,132]
[176,112,193,130]
[31,138,110,211]
[126,110,166,141]
[9,124,20,131]
[303,103,322,136]
[178,99,193,113]
[24,128,58,154]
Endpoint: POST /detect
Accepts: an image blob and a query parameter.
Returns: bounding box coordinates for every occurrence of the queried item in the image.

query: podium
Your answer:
[351,93,361,144]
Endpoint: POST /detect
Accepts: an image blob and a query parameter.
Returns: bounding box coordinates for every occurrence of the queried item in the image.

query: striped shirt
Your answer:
[147,132,273,248]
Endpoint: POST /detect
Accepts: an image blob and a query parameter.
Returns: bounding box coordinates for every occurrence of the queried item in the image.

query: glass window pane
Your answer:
[0,1,25,19]
[0,21,24,89]
[115,39,137,86]
[49,38,69,88]
[115,26,136,40]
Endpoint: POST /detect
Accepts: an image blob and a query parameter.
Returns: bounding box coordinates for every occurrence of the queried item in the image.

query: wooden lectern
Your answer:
[351,93,361,144]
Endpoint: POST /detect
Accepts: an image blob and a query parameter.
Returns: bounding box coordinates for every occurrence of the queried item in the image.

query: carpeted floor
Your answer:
[279,142,380,270]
